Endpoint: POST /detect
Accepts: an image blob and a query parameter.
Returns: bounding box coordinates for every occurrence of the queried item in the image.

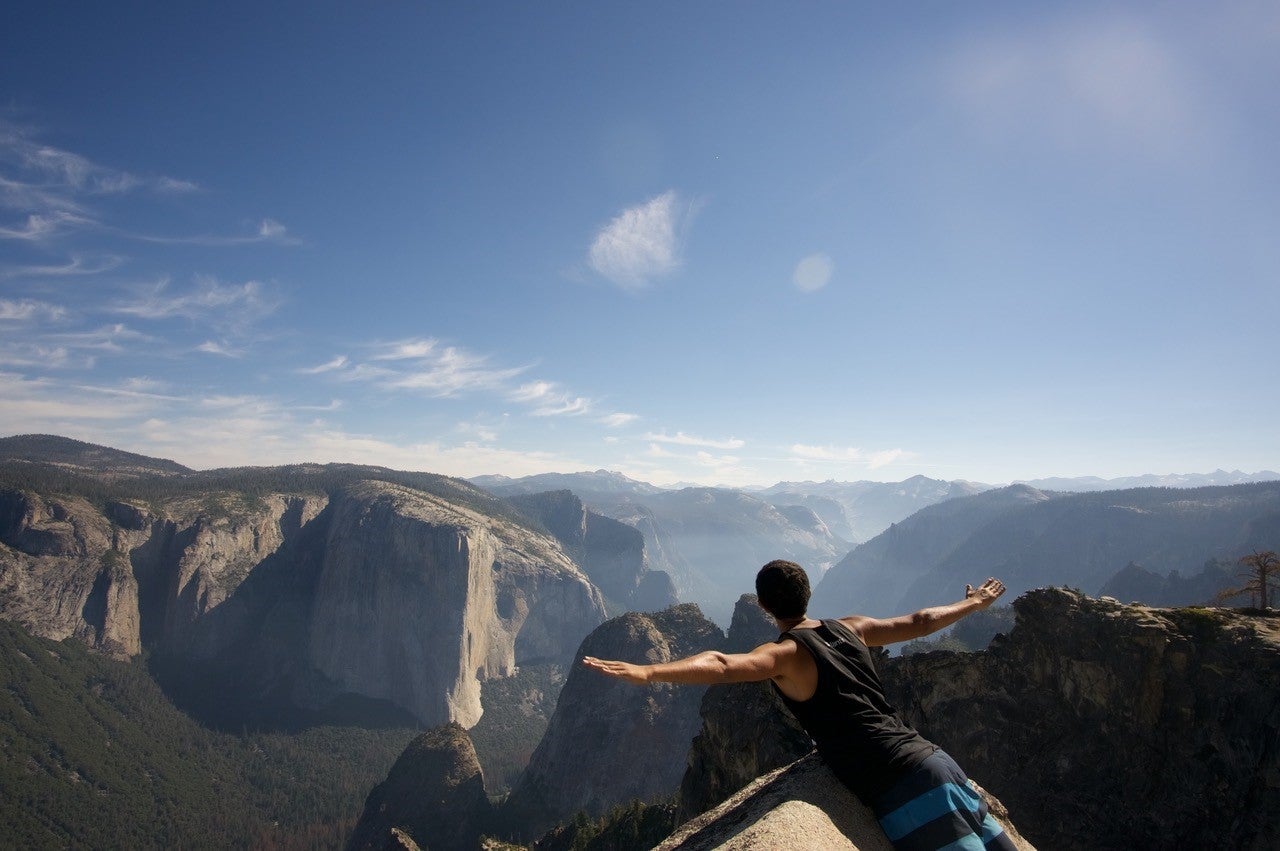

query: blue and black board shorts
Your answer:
[872,750,1017,850]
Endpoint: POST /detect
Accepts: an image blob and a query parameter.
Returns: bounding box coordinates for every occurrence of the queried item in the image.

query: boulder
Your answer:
[347,722,491,851]
[657,752,1033,850]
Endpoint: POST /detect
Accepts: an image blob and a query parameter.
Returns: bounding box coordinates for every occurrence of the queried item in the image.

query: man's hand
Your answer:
[964,577,1006,608]
[582,656,650,685]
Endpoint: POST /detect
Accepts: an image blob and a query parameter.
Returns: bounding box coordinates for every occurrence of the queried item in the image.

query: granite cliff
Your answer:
[306,481,606,727]
[502,604,723,840]
[505,490,678,614]
[881,589,1280,849]
[0,441,609,728]
[0,486,326,659]
[672,590,1280,850]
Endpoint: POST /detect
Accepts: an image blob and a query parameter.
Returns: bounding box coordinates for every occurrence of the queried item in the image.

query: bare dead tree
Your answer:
[1217,550,1280,609]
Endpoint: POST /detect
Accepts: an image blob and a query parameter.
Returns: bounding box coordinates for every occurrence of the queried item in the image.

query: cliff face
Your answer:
[882,589,1280,850]
[502,604,723,839]
[0,487,325,659]
[1,470,608,729]
[346,722,491,851]
[506,490,678,614]
[308,481,607,728]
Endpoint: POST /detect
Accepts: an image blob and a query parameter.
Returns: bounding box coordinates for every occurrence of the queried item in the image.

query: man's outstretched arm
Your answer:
[583,641,792,687]
[842,577,1007,647]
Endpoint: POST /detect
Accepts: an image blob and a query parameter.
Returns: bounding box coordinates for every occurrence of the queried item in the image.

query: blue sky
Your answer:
[1,2,1277,486]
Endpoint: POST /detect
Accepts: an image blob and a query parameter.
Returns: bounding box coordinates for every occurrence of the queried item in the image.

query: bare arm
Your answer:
[582,641,793,687]
[841,577,1006,647]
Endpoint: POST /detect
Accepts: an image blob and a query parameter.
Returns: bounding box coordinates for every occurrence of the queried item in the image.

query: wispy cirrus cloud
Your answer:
[385,345,527,396]
[0,125,293,247]
[588,190,689,289]
[0,126,199,197]
[325,337,529,398]
[0,211,97,241]
[308,337,614,421]
[195,340,243,358]
[790,444,908,468]
[0,253,123,279]
[111,277,280,336]
[509,380,591,417]
[130,217,298,246]
[645,430,745,450]
[0,371,162,427]
[599,412,638,428]
[0,298,67,322]
[298,355,349,374]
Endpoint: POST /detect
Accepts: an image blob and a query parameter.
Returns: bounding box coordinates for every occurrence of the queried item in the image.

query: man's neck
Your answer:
[775,614,812,632]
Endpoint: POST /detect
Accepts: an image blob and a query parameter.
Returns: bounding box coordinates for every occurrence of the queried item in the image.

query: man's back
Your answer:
[775,619,936,802]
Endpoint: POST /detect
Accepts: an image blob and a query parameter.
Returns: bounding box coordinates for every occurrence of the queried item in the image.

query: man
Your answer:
[583,559,1015,851]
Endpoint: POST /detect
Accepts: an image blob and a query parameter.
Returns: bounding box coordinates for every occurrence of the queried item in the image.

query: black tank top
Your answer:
[774,619,936,802]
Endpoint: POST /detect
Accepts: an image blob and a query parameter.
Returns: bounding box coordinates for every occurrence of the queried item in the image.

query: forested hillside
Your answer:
[0,619,417,850]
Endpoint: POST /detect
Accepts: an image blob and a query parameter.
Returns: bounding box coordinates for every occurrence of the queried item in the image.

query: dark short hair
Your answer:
[756,560,810,619]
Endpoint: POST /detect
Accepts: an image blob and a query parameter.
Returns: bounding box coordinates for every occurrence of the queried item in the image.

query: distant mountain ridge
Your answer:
[0,434,192,477]
[1016,469,1280,491]
[815,480,1280,620]
[474,471,993,624]
[758,475,988,542]
[470,469,666,502]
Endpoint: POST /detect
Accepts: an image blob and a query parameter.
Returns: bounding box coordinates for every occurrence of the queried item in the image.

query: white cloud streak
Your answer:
[0,127,199,196]
[790,444,908,469]
[111,277,279,337]
[129,217,298,246]
[509,380,591,417]
[299,355,349,374]
[195,340,242,357]
[0,254,122,279]
[599,412,638,428]
[0,299,67,322]
[0,211,98,241]
[588,191,686,289]
[0,126,293,248]
[645,430,745,450]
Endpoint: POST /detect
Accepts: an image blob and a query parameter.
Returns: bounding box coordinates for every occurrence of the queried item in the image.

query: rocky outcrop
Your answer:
[347,722,492,851]
[506,490,677,614]
[677,594,811,821]
[657,753,1033,851]
[0,487,326,658]
[881,589,1280,850]
[502,604,723,840]
[308,481,607,728]
[1,464,610,728]
[141,493,328,652]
